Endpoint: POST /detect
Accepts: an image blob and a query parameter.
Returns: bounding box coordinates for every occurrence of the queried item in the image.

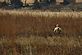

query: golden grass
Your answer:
[0,9,82,55]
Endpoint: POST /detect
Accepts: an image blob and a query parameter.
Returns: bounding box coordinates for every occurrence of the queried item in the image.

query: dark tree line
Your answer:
[0,0,77,9]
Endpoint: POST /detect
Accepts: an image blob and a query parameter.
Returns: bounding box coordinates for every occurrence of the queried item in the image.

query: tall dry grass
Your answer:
[0,9,82,37]
[0,10,82,55]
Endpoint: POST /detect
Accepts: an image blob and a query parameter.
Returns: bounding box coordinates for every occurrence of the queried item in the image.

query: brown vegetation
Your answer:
[0,10,82,55]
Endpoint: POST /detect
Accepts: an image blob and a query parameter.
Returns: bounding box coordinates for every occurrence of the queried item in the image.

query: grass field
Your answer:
[0,10,82,55]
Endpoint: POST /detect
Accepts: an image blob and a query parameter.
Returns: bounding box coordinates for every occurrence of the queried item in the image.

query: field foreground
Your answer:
[0,36,82,55]
[0,10,82,55]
